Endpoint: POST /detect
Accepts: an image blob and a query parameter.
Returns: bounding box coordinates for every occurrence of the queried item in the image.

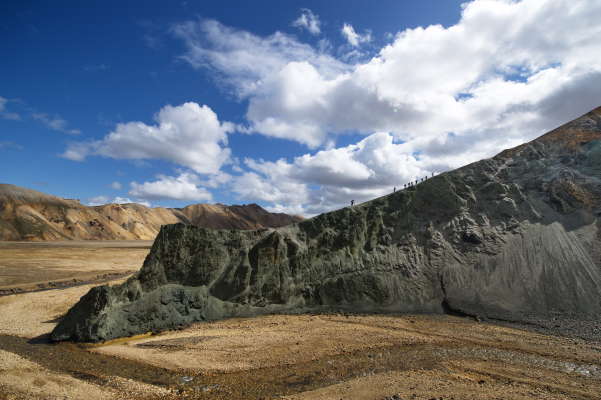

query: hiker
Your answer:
[351,200,355,207]
[393,186,396,192]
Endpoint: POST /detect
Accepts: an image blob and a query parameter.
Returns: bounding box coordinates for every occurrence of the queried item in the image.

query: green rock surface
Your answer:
[52,107,601,342]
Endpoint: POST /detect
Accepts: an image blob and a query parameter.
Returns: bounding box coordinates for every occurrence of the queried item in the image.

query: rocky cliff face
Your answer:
[51,107,601,342]
[0,185,301,241]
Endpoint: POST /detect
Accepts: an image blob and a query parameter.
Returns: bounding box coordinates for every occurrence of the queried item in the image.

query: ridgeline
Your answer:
[52,107,601,342]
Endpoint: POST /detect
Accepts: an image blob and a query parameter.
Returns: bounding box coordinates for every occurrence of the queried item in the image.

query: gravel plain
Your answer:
[0,241,600,400]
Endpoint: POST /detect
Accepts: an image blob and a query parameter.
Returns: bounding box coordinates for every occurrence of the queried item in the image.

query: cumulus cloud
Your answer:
[87,195,109,206]
[129,172,213,202]
[340,23,371,47]
[32,113,80,134]
[62,102,233,174]
[231,159,310,215]
[175,0,601,161]
[0,96,20,120]
[61,142,90,162]
[114,196,151,207]
[110,181,122,190]
[292,9,321,35]
[87,195,150,207]
[127,0,600,214]
[172,19,348,98]
[198,170,231,188]
[232,132,433,215]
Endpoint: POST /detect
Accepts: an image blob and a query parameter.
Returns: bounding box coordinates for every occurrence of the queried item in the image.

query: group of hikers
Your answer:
[351,172,436,207]
[396,171,437,193]
[398,172,434,191]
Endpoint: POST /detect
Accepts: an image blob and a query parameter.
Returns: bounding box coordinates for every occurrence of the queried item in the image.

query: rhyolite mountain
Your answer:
[0,184,302,241]
[52,107,601,342]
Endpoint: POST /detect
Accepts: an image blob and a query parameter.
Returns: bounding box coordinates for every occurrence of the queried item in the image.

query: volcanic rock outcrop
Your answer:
[52,107,601,342]
[0,185,301,241]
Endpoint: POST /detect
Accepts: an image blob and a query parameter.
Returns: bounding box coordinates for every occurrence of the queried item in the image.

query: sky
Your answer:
[1,0,600,216]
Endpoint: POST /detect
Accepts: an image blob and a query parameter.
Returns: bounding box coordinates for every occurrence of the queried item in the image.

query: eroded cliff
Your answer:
[52,107,601,342]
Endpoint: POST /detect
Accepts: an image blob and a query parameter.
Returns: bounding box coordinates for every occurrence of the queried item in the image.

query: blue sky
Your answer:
[1,0,600,215]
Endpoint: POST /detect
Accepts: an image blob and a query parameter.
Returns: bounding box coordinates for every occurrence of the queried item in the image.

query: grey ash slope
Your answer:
[52,107,601,342]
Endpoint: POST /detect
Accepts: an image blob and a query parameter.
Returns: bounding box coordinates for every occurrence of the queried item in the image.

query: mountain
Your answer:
[0,184,302,241]
[52,106,601,343]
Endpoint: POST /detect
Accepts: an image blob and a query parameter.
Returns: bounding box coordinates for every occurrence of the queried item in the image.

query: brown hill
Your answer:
[0,184,302,241]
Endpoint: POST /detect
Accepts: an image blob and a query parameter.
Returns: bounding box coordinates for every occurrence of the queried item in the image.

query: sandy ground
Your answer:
[0,240,151,293]
[0,348,169,400]
[0,242,600,399]
[0,279,129,338]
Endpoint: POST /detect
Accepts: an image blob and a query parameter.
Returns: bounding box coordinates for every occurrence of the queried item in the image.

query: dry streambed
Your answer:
[0,242,600,399]
[1,291,600,400]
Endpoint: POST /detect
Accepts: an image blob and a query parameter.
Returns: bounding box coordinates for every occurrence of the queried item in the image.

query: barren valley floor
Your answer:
[0,240,152,295]
[0,241,600,399]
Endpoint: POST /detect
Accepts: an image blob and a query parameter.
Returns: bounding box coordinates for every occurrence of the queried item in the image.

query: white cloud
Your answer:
[32,113,80,134]
[62,102,232,174]
[245,60,406,147]
[174,0,601,162]
[113,196,132,204]
[231,158,309,215]
[0,96,20,120]
[172,19,348,98]
[129,172,213,202]
[116,0,601,215]
[198,170,231,188]
[232,132,432,215]
[87,195,151,207]
[87,196,109,206]
[340,23,371,47]
[113,196,152,207]
[292,9,321,35]
[110,181,122,190]
[62,142,90,161]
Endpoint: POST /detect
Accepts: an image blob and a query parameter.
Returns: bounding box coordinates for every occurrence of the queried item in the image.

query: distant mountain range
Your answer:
[0,184,302,241]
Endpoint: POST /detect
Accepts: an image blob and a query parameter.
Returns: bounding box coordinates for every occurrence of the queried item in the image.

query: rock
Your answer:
[461,230,482,244]
[51,106,601,343]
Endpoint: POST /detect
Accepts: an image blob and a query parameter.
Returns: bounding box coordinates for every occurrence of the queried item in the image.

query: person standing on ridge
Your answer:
[351,200,355,207]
